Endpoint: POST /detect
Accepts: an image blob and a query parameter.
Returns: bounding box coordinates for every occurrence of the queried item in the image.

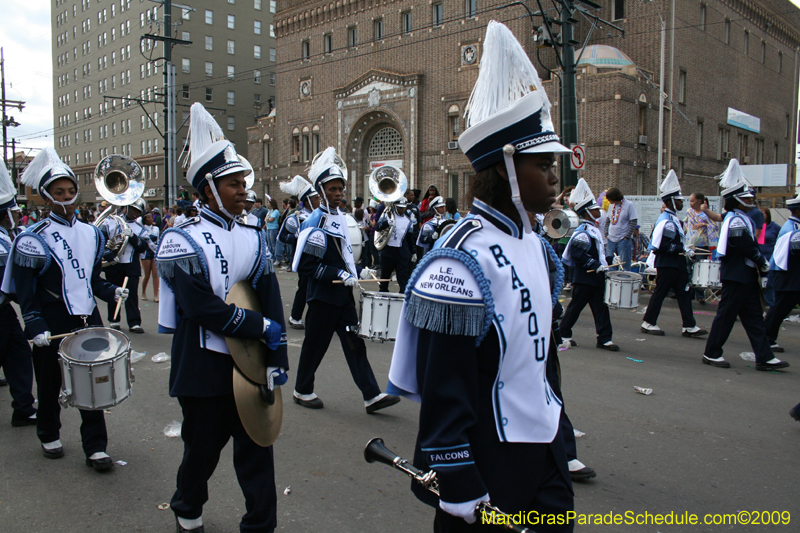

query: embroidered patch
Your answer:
[411,257,483,304]
[421,444,475,468]
[729,217,747,229]
[306,229,326,248]
[15,235,48,258]
[157,232,197,260]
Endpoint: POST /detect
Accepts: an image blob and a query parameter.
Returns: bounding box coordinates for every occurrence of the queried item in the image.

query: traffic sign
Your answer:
[570,144,586,171]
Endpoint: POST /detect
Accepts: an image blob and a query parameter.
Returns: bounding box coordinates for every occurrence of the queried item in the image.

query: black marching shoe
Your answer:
[702,355,730,368]
[682,327,708,337]
[596,341,620,352]
[366,394,401,414]
[756,359,790,372]
[770,343,785,353]
[86,452,114,472]
[568,459,597,481]
[12,412,37,427]
[41,441,65,459]
[129,325,144,334]
[292,392,324,409]
[790,406,800,422]
[175,516,205,533]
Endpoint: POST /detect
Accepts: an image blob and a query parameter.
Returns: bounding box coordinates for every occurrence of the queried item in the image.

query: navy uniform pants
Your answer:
[559,283,613,344]
[643,266,697,328]
[764,290,800,344]
[33,306,107,456]
[171,394,277,532]
[704,275,774,363]
[0,304,37,423]
[290,272,310,322]
[105,264,141,327]
[379,247,411,293]
[294,300,381,401]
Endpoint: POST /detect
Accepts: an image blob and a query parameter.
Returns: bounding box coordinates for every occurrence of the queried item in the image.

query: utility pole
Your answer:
[1,48,26,187]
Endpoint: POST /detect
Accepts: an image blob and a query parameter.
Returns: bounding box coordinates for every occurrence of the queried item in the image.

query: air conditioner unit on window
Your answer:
[290,154,299,163]
[638,135,647,145]
[447,141,459,150]
[743,156,750,164]
[724,151,732,159]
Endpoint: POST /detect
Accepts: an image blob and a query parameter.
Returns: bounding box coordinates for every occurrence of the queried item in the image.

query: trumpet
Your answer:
[364,438,534,532]
[369,165,407,251]
[92,155,146,267]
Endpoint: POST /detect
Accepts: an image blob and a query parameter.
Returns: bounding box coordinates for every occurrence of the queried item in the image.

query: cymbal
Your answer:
[232,365,283,447]
[224,280,268,384]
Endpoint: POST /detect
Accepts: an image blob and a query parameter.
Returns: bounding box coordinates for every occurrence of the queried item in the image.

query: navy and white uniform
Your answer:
[291,205,382,402]
[777,216,800,239]
[417,216,443,255]
[642,209,697,328]
[764,229,800,347]
[0,225,37,425]
[388,200,572,527]
[375,210,415,293]
[704,210,773,363]
[1,212,118,457]
[102,215,149,327]
[156,207,288,531]
[279,207,312,323]
[559,221,613,344]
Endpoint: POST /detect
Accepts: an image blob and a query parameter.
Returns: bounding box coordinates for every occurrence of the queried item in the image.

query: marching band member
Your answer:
[0,163,37,427]
[560,179,619,351]
[702,159,789,371]
[278,175,320,329]
[387,21,574,531]
[1,148,128,469]
[375,196,415,293]
[640,170,708,338]
[291,147,400,414]
[416,196,446,256]
[763,195,800,353]
[156,103,288,533]
[240,190,261,226]
[102,198,149,333]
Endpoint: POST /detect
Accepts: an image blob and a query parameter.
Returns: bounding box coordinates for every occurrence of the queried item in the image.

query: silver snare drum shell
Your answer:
[691,260,721,288]
[604,271,643,309]
[58,327,132,410]
[358,290,405,342]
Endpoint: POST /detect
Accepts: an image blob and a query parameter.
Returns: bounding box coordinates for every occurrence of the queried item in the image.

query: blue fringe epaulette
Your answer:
[155,227,208,289]
[12,232,51,275]
[403,247,494,345]
[303,229,327,259]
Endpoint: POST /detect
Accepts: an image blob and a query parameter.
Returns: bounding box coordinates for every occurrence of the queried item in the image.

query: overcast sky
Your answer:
[2,0,800,159]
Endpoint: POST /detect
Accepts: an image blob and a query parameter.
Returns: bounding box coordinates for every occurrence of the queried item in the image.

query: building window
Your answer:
[744,31,749,55]
[677,156,684,180]
[254,0,261,10]
[254,70,262,84]
[205,36,213,50]
[696,121,703,156]
[449,174,459,204]
[205,61,213,76]
[227,116,235,131]
[267,71,275,86]
[181,58,190,73]
[263,136,271,167]
[465,0,477,18]
[775,142,780,163]
[374,18,384,41]
[270,48,276,62]
[270,1,276,14]
[205,10,213,25]
[678,69,686,104]
[612,0,624,21]
[182,85,189,99]
[724,19,730,45]
[302,126,311,162]
[227,65,235,80]
[448,104,460,141]
[700,4,706,31]
[432,3,443,26]
[718,127,730,160]
[254,20,261,35]
[348,26,358,47]
[227,40,235,54]
[324,33,332,54]
[779,51,783,74]
[312,125,321,157]
[205,87,213,102]
[292,127,301,160]
[368,127,404,158]
[786,114,791,138]
[638,105,646,136]
[401,11,412,34]
[756,138,764,164]
[270,24,275,38]
[302,39,310,59]
[227,91,235,105]
[227,15,235,29]
[761,41,766,63]
[254,45,262,59]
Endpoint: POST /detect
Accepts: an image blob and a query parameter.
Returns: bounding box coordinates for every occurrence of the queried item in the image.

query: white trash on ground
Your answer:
[151,352,170,363]
[634,386,653,396]
[739,352,756,362]
[283,486,291,495]
[130,350,146,364]
[573,429,585,438]
[163,421,182,437]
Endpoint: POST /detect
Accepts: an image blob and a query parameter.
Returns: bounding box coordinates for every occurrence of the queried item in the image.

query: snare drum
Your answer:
[358,291,404,342]
[58,327,132,410]
[691,260,721,288]
[604,271,643,309]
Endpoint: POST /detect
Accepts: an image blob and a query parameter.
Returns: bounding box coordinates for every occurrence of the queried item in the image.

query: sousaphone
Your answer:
[225,280,283,447]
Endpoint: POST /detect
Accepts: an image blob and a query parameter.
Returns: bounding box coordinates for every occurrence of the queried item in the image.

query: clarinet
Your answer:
[364,438,535,533]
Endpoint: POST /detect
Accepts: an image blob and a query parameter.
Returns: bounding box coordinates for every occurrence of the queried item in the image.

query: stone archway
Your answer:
[344,109,406,201]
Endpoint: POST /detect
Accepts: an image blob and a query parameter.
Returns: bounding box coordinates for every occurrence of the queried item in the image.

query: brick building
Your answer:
[248,0,800,208]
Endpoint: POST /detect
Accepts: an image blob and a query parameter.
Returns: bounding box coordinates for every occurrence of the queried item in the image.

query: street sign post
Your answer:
[570,144,586,171]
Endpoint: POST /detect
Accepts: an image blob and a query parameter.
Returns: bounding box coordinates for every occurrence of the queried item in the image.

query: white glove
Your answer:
[121,227,134,238]
[115,287,130,302]
[266,367,288,391]
[432,232,439,240]
[337,269,358,287]
[685,249,695,258]
[359,268,376,280]
[411,254,417,263]
[595,265,608,273]
[439,493,490,524]
[33,331,52,347]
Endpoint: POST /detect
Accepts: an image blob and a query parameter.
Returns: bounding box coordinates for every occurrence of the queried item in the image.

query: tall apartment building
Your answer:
[49,0,278,208]
[247,0,800,208]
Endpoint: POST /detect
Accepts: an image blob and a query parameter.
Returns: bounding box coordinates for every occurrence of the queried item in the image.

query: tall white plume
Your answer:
[569,178,595,206]
[21,147,66,189]
[182,102,225,167]
[464,20,546,128]
[0,162,16,204]
[719,158,746,189]
[280,175,313,197]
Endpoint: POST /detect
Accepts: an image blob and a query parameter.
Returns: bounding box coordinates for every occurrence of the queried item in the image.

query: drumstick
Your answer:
[680,251,712,255]
[113,276,129,321]
[333,279,391,284]
[48,332,77,341]
[588,262,622,273]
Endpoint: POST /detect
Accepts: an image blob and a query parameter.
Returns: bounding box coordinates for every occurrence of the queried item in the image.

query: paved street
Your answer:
[1,272,799,532]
